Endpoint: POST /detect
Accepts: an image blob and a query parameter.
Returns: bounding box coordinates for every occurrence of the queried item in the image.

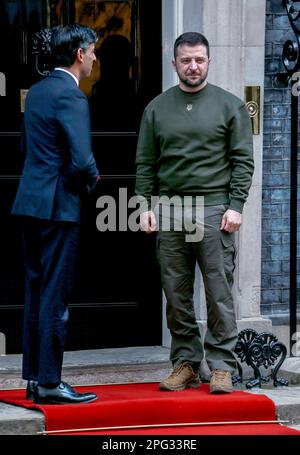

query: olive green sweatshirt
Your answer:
[135,83,254,213]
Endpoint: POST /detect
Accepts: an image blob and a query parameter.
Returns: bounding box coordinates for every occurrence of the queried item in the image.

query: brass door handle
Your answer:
[245,86,260,135]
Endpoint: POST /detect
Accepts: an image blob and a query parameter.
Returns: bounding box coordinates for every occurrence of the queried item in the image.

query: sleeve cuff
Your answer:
[229,198,244,214]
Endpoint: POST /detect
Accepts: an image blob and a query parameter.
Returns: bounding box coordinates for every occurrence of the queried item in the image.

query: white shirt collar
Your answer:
[54,67,79,86]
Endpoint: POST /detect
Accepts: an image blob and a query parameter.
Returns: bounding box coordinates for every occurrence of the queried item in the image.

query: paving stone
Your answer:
[0,403,44,435]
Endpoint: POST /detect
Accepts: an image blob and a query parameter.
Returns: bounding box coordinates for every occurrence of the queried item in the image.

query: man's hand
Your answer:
[140,210,157,234]
[220,209,242,233]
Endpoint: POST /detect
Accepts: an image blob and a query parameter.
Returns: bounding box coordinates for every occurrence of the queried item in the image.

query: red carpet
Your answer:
[0,382,299,435]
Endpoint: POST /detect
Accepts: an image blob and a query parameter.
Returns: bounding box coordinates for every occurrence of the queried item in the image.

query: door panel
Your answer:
[92,135,137,174]
[0,0,162,353]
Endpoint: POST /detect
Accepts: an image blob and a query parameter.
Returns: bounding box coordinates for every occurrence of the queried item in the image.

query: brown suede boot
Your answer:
[159,362,201,391]
[210,370,233,394]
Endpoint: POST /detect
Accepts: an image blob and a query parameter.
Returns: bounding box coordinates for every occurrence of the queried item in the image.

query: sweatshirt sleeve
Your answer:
[227,103,254,213]
[135,106,160,212]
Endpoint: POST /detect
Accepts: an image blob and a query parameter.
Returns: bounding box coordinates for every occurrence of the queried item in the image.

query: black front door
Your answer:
[0,0,162,353]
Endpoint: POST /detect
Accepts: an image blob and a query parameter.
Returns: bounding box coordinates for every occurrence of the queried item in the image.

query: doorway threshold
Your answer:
[0,346,171,390]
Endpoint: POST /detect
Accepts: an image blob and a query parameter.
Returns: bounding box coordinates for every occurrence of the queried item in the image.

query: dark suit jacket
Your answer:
[12,70,99,223]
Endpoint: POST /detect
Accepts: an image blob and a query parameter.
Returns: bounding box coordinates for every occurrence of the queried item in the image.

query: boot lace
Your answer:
[171,362,193,377]
[212,370,230,380]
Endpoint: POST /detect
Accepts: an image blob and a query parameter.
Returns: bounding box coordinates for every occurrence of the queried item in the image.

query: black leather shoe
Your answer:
[26,380,38,400]
[34,381,98,404]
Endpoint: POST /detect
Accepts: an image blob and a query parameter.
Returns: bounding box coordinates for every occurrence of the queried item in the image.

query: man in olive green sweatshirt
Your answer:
[135,32,254,393]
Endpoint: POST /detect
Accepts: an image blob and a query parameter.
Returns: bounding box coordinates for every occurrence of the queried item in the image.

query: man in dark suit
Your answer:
[11,24,100,404]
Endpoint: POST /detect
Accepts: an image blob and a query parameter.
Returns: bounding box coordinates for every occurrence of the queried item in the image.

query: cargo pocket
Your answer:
[220,231,237,287]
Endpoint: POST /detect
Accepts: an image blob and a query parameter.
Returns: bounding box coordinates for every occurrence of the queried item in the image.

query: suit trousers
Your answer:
[21,217,79,385]
[157,204,238,373]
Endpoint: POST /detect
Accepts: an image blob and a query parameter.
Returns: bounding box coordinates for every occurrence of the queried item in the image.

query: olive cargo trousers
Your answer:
[157,204,238,373]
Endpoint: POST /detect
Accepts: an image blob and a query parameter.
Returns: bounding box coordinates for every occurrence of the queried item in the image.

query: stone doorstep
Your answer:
[0,403,44,435]
[0,346,171,372]
[0,346,171,435]
[1,382,300,435]
[0,348,300,435]
[278,357,300,385]
[0,355,173,435]
[1,386,300,435]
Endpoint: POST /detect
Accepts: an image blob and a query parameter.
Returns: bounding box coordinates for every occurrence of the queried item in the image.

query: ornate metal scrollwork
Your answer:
[232,328,258,384]
[233,329,289,389]
[32,28,52,77]
[278,0,300,85]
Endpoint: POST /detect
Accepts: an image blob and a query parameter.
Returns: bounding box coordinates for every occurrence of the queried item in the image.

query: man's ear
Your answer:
[76,48,84,63]
[172,59,176,71]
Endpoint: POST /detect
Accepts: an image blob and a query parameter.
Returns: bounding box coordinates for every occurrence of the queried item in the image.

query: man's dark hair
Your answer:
[51,24,98,67]
[174,32,210,59]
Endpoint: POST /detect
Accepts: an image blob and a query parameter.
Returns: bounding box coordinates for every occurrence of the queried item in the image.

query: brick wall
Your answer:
[262,0,299,321]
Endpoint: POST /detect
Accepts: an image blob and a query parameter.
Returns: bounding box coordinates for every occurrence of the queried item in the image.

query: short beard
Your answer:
[179,74,207,88]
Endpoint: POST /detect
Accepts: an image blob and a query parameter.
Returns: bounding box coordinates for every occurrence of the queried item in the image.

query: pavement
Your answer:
[0,346,300,435]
